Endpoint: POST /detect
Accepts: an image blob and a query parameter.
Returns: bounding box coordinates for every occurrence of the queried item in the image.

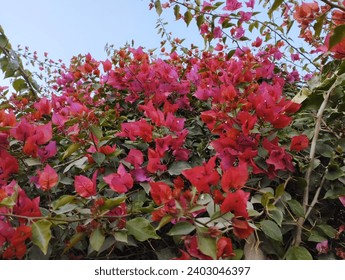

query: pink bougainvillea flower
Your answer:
[102,59,112,72]
[252,36,262,47]
[74,171,98,198]
[117,119,153,142]
[232,218,254,239]
[138,100,165,126]
[10,225,32,246]
[37,164,58,191]
[0,221,15,247]
[220,190,250,218]
[184,235,213,260]
[290,135,309,151]
[293,1,319,25]
[155,135,172,157]
[13,188,41,218]
[124,149,144,167]
[221,162,248,192]
[10,118,33,142]
[32,122,53,145]
[164,113,185,132]
[103,164,133,193]
[245,0,255,8]
[100,145,117,155]
[52,112,68,127]
[237,111,257,135]
[130,168,150,182]
[38,141,57,162]
[182,156,220,193]
[2,225,32,260]
[150,181,173,205]
[0,150,19,184]
[316,240,329,254]
[34,97,52,116]
[224,0,242,11]
[264,138,294,173]
[0,133,9,150]
[147,148,167,173]
[217,237,235,259]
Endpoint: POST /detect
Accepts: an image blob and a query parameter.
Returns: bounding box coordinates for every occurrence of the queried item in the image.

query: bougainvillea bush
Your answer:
[0,0,345,259]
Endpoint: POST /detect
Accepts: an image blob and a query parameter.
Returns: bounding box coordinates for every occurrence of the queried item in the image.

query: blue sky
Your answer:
[1,0,203,64]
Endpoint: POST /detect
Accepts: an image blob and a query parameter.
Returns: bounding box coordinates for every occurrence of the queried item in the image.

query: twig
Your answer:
[320,0,345,13]
[321,118,341,139]
[305,175,326,220]
[294,74,340,246]
[172,1,319,70]
[0,45,39,100]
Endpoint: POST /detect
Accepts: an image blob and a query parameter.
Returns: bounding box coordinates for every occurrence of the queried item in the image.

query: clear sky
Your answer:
[1,0,203,64]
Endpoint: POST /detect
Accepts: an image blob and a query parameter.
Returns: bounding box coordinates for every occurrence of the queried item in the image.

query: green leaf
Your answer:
[90,228,105,252]
[51,195,76,210]
[261,192,274,207]
[197,227,217,259]
[0,34,9,48]
[287,199,305,218]
[313,13,326,38]
[100,196,126,211]
[275,184,285,198]
[12,78,27,92]
[156,215,173,231]
[317,225,337,238]
[126,217,160,242]
[173,4,180,20]
[285,246,313,260]
[92,152,106,165]
[167,222,196,236]
[329,24,345,49]
[53,203,78,215]
[227,49,236,59]
[63,232,85,253]
[154,0,163,16]
[0,196,16,207]
[168,161,191,176]
[269,209,283,227]
[324,186,345,199]
[24,158,41,166]
[114,231,128,243]
[308,230,327,242]
[31,220,52,255]
[62,142,82,160]
[184,10,193,26]
[268,0,284,17]
[260,220,282,242]
[230,249,243,260]
[196,15,204,29]
[326,164,344,181]
[90,125,103,140]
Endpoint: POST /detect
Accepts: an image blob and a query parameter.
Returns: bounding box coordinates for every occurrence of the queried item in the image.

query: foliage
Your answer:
[0,0,345,260]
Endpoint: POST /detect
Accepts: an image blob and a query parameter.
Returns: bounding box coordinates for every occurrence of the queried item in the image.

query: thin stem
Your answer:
[305,175,326,220]
[0,45,39,100]
[0,212,130,223]
[172,0,319,70]
[320,0,345,13]
[294,75,339,246]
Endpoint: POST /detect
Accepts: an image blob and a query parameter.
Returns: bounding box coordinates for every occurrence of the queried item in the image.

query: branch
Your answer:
[305,175,326,220]
[320,0,345,13]
[0,212,130,223]
[0,45,39,100]
[172,1,320,70]
[293,74,341,246]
